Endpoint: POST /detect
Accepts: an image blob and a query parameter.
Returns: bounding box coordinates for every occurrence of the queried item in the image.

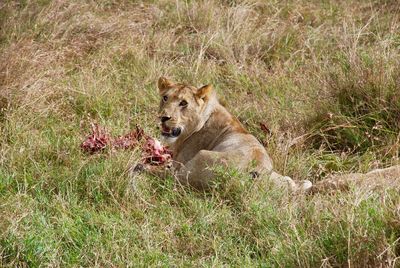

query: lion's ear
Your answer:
[196,84,212,100]
[158,77,174,94]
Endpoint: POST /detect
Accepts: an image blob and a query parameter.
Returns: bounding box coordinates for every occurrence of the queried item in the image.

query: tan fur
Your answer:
[151,77,310,191]
[311,165,400,194]
[138,77,400,194]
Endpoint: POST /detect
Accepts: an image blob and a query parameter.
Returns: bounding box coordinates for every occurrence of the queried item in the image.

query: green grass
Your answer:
[1,0,399,267]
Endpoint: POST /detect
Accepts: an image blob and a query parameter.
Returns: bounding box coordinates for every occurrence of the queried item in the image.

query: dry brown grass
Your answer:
[1,0,399,267]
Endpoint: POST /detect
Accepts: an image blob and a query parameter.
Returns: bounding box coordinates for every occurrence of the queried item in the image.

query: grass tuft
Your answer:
[306,52,400,162]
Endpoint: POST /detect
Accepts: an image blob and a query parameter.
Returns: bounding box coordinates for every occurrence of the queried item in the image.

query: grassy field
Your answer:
[1,0,399,267]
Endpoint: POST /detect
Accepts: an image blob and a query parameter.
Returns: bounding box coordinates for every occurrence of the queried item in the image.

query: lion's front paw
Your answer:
[133,163,146,173]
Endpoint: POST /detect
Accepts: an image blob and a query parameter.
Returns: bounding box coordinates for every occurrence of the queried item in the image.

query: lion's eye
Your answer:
[179,100,188,107]
[162,95,168,102]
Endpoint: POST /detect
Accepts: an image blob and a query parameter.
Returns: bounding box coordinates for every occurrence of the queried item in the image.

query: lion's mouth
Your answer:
[161,125,182,138]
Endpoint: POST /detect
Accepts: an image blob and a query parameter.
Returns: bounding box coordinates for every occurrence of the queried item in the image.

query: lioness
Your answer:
[135,77,311,192]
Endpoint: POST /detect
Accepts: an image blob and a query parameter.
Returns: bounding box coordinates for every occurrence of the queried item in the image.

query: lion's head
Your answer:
[157,77,215,144]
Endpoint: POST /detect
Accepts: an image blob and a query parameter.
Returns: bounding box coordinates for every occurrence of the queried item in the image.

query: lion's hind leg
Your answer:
[311,164,400,194]
[175,150,247,190]
[174,150,312,192]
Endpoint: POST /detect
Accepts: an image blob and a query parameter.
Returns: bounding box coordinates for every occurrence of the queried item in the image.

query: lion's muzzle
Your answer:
[161,124,182,138]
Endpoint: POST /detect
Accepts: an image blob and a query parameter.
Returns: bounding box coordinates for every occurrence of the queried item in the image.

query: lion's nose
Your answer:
[160,116,171,123]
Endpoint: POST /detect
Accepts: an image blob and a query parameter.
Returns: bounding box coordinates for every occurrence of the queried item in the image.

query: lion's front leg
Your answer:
[132,162,173,180]
[131,151,236,190]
